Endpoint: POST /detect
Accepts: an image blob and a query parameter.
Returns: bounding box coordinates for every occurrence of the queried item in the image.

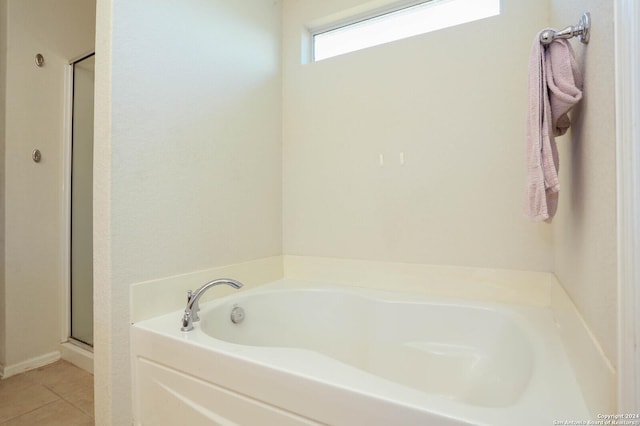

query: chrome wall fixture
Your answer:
[540,12,591,45]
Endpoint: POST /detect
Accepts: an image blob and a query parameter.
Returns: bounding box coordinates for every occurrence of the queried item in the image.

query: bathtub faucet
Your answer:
[180,278,243,332]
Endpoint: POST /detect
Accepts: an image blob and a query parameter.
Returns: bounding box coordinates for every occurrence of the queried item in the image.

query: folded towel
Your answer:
[525,32,583,223]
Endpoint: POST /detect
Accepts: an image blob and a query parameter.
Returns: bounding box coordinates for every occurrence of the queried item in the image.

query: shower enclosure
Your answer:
[68,53,95,347]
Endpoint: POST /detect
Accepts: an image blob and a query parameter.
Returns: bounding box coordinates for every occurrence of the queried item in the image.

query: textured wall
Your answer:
[93,0,282,423]
[3,0,95,367]
[282,0,553,271]
[550,0,617,366]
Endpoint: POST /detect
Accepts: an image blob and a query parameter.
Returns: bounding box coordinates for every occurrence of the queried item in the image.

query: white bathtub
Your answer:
[131,279,590,425]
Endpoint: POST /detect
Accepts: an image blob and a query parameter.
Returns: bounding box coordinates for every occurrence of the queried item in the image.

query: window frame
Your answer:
[308,0,501,62]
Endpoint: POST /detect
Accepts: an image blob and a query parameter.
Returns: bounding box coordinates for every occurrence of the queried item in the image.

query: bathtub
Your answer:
[131,279,590,425]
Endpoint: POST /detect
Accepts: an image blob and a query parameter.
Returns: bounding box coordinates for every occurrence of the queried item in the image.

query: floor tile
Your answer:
[0,374,60,423]
[49,372,94,400]
[2,400,93,426]
[24,360,90,391]
[63,384,94,418]
[0,373,34,394]
[0,360,95,424]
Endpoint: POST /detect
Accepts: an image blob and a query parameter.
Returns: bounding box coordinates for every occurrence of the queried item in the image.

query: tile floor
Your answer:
[0,360,94,425]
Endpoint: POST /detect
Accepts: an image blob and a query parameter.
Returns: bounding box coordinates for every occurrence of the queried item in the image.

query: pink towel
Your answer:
[525,32,583,222]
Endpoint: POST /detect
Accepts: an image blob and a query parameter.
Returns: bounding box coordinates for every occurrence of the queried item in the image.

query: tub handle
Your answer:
[187,290,200,322]
[181,311,192,330]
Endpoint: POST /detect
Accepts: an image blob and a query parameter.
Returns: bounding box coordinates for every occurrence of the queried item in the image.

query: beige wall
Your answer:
[93,0,282,423]
[0,0,6,369]
[550,1,617,365]
[282,0,552,271]
[90,0,619,421]
[2,0,95,367]
[281,0,617,367]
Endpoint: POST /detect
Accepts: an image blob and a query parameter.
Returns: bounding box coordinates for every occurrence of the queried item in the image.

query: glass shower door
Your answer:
[70,54,95,346]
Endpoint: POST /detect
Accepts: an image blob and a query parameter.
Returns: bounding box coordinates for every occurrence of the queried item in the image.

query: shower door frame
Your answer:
[61,51,96,356]
[615,0,640,412]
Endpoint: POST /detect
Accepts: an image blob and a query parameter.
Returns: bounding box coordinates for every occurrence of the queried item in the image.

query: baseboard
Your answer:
[0,351,61,379]
[550,277,617,417]
[60,342,94,374]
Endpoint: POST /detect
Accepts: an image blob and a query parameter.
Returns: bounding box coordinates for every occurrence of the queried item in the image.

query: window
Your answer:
[312,0,501,62]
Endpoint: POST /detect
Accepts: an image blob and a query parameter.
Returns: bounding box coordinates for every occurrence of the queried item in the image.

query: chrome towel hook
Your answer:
[540,12,591,45]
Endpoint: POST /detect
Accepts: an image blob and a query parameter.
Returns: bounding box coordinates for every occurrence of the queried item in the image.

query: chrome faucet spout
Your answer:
[180,278,243,332]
